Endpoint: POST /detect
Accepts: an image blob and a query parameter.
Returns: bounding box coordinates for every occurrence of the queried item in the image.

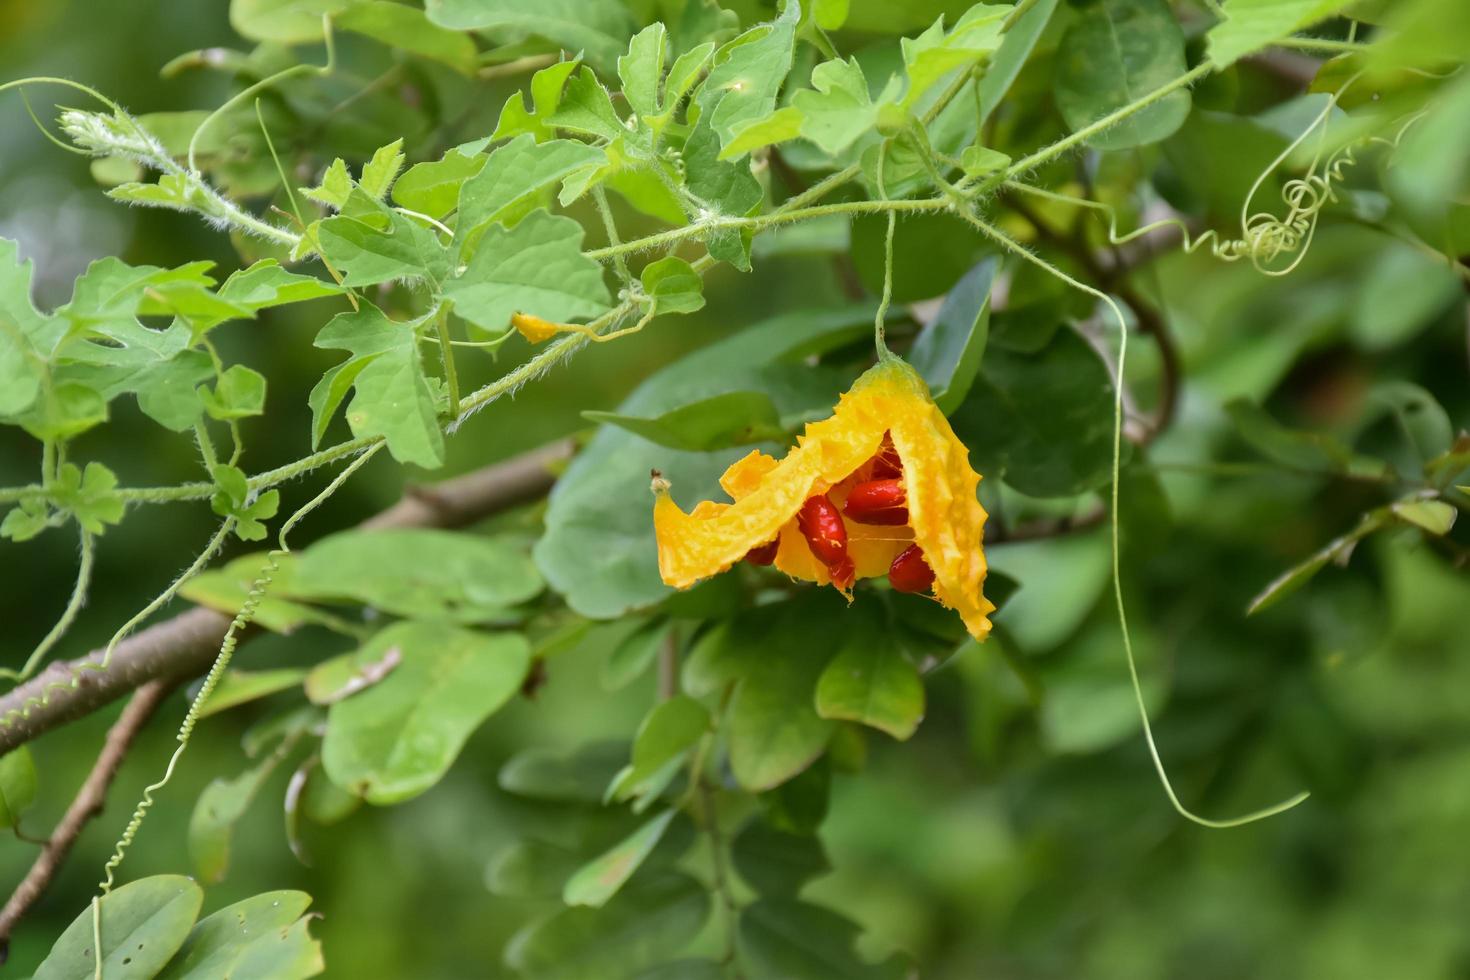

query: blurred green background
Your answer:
[3,1,1470,978]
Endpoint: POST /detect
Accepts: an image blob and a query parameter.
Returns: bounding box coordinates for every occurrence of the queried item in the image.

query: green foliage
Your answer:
[1053,0,1192,150]
[35,877,203,980]
[4,0,1469,976]
[0,746,38,828]
[321,621,530,802]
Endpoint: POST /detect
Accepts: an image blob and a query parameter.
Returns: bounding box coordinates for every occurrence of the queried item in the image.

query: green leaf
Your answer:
[14,382,109,441]
[1392,499,1457,536]
[1348,242,1462,350]
[51,462,124,535]
[181,553,318,633]
[619,23,670,119]
[154,891,323,980]
[682,118,763,270]
[737,899,907,980]
[1225,399,1362,473]
[851,212,991,302]
[322,621,530,803]
[457,136,604,246]
[0,499,50,542]
[493,60,583,142]
[584,391,787,453]
[664,42,717,119]
[424,0,637,73]
[230,0,345,43]
[535,306,872,618]
[34,875,203,980]
[640,256,706,315]
[695,2,799,155]
[1246,510,1389,615]
[721,106,804,159]
[814,617,926,741]
[217,259,344,309]
[0,746,38,828]
[725,596,841,791]
[210,465,280,541]
[550,67,626,141]
[906,258,994,414]
[445,210,610,337]
[392,149,487,220]
[1370,381,1453,462]
[950,325,1117,497]
[190,751,289,883]
[563,809,678,908]
[357,138,407,201]
[488,839,586,899]
[959,145,1010,178]
[312,303,444,467]
[608,695,710,806]
[301,158,352,209]
[505,872,710,979]
[1207,0,1355,67]
[197,668,307,719]
[290,527,542,619]
[731,820,831,896]
[305,644,402,706]
[602,619,675,691]
[900,5,1008,110]
[338,2,477,74]
[1053,0,1192,150]
[199,364,266,420]
[976,0,1059,125]
[500,742,631,804]
[629,962,725,980]
[791,57,892,155]
[316,199,449,288]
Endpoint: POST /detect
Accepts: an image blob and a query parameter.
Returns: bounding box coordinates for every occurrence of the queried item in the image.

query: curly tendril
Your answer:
[91,443,382,977]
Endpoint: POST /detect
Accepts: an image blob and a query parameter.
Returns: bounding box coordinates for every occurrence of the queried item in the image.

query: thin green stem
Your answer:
[193,423,220,475]
[434,304,461,418]
[187,14,336,173]
[959,207,1309,829]
[0,528,95,683]
[1278,37,1369,54]
[586,196,949,262]
[592,185,634,287]
[873,142,896,359]
[452,301,636,423]
[978,63,1214,195]
[256,97,305,230]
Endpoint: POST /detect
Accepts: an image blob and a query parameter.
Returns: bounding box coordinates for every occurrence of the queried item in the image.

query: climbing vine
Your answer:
[1,0,1467,976]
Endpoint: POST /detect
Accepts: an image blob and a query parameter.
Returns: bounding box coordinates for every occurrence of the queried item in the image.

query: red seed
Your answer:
[888,544,935,594]
[797,494,848,565]
[745,539,780,566]
[829,555,855,590]
[843,479,909,526]
[869,435,903,480]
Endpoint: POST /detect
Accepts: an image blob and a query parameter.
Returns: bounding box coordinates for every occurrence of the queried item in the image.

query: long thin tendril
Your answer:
[91,444,383,975]
[0,521,235,730]
[958,208,1311,829]
[1001,76,1424,277]
[0,528,95,683]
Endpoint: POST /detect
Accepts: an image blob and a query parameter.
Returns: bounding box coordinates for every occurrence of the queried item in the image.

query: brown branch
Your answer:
[0,438,576,756]
[0,680,176,957]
